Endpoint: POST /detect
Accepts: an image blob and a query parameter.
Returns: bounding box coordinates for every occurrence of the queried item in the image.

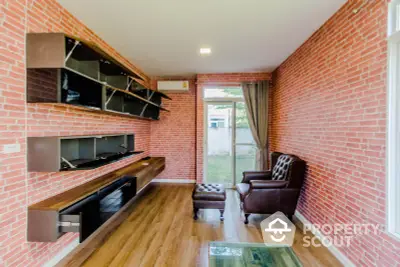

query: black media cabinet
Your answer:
[59,175,136,242]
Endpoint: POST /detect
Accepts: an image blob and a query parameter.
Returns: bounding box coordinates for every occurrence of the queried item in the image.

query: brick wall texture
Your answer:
[271,0,400,266]
[150,78,196,181]
[1,0,150,266]
[2,0,400,266]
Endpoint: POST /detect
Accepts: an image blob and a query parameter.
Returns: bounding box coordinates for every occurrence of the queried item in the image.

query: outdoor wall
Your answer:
[196,73,272,182]
[271,0,399,266]
[150,78,196,181]
[1,0,150,266]
[207,128,254,155]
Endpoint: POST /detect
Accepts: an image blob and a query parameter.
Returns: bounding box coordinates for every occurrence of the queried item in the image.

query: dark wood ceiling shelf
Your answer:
[26,33,170,120]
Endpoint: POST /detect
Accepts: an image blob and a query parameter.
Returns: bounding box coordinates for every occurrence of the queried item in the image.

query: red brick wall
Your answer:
[150,78,196,181]
[196,73,272,182]
[271,0,400,266]
[1,0,150,266]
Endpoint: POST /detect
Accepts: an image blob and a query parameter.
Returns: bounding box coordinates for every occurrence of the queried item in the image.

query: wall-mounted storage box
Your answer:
[28,134,142,172]
[26,33,171,120]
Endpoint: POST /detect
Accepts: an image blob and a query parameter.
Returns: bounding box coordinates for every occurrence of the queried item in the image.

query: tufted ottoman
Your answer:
[192,183,226,221]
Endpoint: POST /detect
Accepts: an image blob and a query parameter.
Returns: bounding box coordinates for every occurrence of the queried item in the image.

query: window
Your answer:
[387,0,400,238]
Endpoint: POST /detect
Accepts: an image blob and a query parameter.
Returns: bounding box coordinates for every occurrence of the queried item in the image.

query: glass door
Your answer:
[205,101,256,187]
[234,102,256,184]
[205,102,234,186]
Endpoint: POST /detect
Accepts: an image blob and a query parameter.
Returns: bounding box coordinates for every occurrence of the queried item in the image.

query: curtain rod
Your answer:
[195,81,241,85]
[195,80,271,85]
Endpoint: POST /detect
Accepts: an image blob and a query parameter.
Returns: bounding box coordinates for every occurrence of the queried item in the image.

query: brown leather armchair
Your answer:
[236,152,306,224]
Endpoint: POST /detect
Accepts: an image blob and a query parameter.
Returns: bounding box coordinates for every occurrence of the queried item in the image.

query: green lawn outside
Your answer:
[206,154,255,184]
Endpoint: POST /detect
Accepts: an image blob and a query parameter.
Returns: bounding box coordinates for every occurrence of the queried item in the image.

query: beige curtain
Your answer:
[241,81,269,170]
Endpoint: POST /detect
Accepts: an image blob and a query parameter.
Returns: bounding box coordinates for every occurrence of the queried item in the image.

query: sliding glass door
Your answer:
[205,103,233,185]
[205,100,256,187]
[234,102,256,183]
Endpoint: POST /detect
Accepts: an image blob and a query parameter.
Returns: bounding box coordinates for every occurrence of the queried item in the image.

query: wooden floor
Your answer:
[59,184,342,267]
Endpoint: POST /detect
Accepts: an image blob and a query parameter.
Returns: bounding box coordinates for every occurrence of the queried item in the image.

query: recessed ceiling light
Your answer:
[200,47,211,55]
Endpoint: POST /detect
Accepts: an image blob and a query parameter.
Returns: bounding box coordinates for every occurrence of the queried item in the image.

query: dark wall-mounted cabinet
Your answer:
[27,157,165,243]
[26,33,171,120]
[28,134,142,172]
[59,175,136,242]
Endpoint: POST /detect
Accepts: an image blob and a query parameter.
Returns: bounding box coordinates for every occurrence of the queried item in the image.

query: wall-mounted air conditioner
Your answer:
[157,81,189,93]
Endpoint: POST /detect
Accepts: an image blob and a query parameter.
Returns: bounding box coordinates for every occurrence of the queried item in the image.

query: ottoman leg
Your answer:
[193,207,199,220]
[219,209,224,221]
[244,213,250,224]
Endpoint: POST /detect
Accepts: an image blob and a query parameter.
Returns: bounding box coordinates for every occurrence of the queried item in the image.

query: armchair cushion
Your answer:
[250,180,288,189]
[271,154,295,181]
[242,171,272,183]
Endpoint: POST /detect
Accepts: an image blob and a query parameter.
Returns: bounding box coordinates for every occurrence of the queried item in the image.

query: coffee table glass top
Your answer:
[209,242,302,267]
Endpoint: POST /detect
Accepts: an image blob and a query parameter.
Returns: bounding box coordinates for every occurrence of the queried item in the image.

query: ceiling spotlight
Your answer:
[200,47,211,55]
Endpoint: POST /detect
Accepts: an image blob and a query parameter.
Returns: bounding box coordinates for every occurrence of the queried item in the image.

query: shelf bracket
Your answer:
[105,77,133,108]
[140,91,155,117]
[126,79,133,91]
[147,90,156,102]
[105,88,117,107]
[61,157,76,169]
[65,40,80,63]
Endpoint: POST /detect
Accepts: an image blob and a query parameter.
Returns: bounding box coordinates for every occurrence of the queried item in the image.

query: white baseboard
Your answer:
[294,211,355,267]
[152,179,195,184]
[43,238,79,267]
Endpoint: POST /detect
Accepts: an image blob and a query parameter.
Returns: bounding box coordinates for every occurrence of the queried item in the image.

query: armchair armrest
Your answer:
[250,180,288,189]
[242,171,272,183]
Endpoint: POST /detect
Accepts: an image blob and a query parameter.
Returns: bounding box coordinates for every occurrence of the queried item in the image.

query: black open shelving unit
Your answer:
[28,134,143,172]
[26,33,171,120]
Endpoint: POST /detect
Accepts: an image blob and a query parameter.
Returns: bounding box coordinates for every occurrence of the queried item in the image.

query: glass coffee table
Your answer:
[209,242,302,267]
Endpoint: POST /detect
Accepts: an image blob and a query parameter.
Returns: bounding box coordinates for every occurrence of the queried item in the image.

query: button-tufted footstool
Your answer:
[192,183,226,221]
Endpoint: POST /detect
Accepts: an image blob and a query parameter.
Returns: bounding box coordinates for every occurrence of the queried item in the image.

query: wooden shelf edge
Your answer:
[28,157,165,211]
[29,103,157,121]
[59,151,144,171]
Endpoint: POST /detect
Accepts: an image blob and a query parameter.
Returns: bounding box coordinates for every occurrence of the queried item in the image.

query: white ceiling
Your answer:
[57,0,346,77]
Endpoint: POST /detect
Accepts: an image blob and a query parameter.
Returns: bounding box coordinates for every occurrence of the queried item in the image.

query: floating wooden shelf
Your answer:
[26,33,170,120]
[27,157,165,242]
[33,103,158,121]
